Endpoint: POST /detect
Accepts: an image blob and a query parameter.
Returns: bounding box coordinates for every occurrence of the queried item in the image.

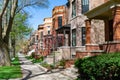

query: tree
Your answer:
[0,0,49,66]
[10,13,32,58]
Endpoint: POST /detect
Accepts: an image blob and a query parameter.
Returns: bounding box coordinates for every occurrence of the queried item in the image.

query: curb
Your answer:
[60,71,77,79]
[35,64,48,72]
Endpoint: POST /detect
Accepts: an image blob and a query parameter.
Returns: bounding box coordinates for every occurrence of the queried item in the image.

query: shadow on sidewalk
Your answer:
[21,68,64,80]
[21,68,32,80]
[18,54,64,80]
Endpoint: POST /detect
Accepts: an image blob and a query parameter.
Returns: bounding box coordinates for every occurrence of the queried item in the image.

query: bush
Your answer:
[11,57,20,65]
[41,62,51,69]
[59,59,65,66]
[31,52,35,58]
[50,64,55,69]
[75,53,120,80]
[32,56,44,63]
[26,56,33,59]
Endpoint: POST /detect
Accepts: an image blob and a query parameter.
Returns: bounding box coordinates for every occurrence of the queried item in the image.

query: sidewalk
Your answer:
[60,65,78,79]
[17,53,47,80]
[10,53,78,80]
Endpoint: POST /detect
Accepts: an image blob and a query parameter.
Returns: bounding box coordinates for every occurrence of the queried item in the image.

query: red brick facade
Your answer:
[75,0,120,59]
[52,6,67,48]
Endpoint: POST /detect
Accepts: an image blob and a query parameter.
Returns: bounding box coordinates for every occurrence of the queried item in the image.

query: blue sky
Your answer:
[27,0,67,30]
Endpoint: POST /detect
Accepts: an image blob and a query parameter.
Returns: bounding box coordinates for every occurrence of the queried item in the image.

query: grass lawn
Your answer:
[0,57,22,79]
[11,57,21,65]
[0,66,22,79]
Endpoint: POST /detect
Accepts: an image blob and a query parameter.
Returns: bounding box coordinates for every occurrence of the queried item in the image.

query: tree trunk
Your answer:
[0,0,18,66]
[0,39,11,66]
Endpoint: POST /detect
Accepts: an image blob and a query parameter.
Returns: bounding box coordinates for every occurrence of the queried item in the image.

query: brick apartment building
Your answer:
[28,0,120,60]
[43,17,53,56]
[27,30,39,56]
[65,0,105,58]
[52,5,68,48]
[73,0,120,58]
[37,24,44,55]
[52,5,73,60]
[36,17,53,57]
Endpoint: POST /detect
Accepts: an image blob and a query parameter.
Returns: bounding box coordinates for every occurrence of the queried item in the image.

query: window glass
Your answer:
[40,32,43,39]
[58,16,62,28]
[72,29,76,46]
[81,0,89,13]
[48,30,50,34]
[81,27,86,46]
[72,0,76,17]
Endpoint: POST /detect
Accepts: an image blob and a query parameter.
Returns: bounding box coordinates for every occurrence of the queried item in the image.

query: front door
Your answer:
[109,20,113,41]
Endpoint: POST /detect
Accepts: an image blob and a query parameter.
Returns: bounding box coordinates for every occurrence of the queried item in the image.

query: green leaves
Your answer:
[12,13,32,38]
[75,53,120,80]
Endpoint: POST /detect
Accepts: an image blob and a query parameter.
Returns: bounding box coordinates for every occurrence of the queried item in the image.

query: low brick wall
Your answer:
[65,59,74,68]
[90,51,103,56]
[103,41,120,53]
[76,50,104,59]
[86,44,102,51]
[76,51,88,59]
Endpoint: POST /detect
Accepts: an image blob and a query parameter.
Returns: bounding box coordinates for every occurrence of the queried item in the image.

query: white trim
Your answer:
[85,44,99,46]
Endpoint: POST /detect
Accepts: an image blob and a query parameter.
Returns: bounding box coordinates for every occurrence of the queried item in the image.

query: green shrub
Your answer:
[32,56,43,63]
[26,56,33,59]
[75,53,120,80]
[50,64,55,69]
[59,59,65,66]
[26,55,44,63]
[41,62,51,69]
[31,52,35,58]
[11,57,20,65]
[40,56,44,61]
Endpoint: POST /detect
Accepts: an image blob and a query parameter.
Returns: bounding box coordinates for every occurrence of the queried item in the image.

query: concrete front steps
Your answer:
[44,51,61,64]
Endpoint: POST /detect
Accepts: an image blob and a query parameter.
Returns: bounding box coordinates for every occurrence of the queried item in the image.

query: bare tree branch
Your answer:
[0,0,9,39]
[16,0,49,14]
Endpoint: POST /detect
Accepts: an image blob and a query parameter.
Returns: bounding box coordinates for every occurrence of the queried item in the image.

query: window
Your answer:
[47,26,50,28]
[72,29,76,46]
[81,0,89,13]
[48,30,50,34]
[36,35,38,40]
[58,16,62,28]
[40,32,43,39]
[72,0,76,17]
[81,27,86,46]
[53,19,55,29]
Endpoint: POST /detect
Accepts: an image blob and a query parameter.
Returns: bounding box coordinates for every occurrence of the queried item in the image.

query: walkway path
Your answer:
[14,53,76,80]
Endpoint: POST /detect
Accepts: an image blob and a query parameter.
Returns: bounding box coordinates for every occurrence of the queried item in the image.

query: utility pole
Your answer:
[52,36,55,66]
